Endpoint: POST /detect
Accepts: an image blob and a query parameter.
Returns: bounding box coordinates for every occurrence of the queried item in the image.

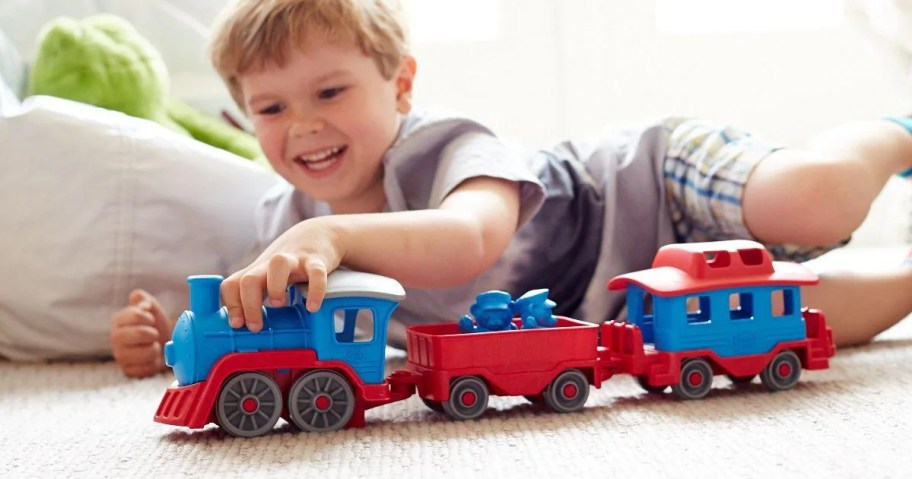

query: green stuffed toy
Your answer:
[27,14,267,167]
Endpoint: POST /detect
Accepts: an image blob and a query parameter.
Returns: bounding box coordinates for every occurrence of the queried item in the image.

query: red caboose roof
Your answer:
[607,240,819,297]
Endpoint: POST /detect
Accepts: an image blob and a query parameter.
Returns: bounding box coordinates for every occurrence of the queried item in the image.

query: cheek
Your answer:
[347,110,398,154]
[253,124,286,162]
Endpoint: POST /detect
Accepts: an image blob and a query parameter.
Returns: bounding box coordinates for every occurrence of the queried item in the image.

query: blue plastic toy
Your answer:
[458,290,517,333]
[164,271,405,387]
[513,289,558,329]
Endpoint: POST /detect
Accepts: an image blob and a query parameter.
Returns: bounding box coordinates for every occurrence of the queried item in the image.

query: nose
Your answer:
[289,118,325,138]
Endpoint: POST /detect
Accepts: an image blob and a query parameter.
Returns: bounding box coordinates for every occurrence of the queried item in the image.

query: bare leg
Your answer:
[743,120,912,246]
[802,265,912,347]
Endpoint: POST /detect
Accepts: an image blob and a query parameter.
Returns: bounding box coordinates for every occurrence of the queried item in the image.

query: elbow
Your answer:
[446,212,511,285]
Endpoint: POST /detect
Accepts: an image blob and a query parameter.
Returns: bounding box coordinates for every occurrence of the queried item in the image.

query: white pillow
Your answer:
[0,96,280,361]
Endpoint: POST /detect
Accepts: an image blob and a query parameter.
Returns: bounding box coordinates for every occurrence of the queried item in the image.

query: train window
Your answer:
[771,289,796,317]
[686,295,712,324]
[738,248,764,266]
[642,291,654,317]
[704,250,731,268]
[333,308,375,343]
[729,292,754,320]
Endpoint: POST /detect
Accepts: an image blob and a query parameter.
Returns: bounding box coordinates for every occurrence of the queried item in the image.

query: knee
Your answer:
[794,159,874,243]
[792,172,870,244]
[744,153,874,245]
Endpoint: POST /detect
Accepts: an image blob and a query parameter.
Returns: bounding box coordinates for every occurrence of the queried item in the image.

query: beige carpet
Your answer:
[4,324,911,478]
[3,249,912,478]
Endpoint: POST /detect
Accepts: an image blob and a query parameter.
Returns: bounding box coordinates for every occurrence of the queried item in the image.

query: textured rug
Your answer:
[3,249,911,478]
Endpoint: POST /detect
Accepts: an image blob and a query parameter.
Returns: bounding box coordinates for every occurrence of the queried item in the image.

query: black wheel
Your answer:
[442,377,489,420]
[760,350,802,391]
[636,375,668,394]
[288,370,355,433]
[216,372,283,438]
[543,369,590,413]
[421,397,445,412]
[671,358,714,400]
[727,374,756,385]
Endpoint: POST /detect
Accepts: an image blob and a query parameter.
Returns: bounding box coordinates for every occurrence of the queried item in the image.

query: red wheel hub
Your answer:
[562,383,578,398]
[688,372,703,387]
[461,391,477,406]
[314,394,331,411]
[242,397,258,413]
[778,362,792,377]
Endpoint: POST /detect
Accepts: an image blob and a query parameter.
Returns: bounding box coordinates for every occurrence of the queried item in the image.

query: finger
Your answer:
[141,292,169,324]
[113,341,161,369]
[221,273,245,329]
[111,324,160,347]
[266,253,297,307]
[112,307,155,328]
[304,259,328,312]
[239,268,267,332]
[128,289,150,307]
[119,346,164,378]
[117,343,161,365]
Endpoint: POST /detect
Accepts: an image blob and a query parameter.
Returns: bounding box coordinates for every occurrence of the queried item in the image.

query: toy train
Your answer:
[154,240,835,437]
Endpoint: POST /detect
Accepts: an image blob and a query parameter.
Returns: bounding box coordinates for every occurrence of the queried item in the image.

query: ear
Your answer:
[395,54,417,114]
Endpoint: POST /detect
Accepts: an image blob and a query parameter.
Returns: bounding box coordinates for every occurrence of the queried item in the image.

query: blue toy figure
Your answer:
[458,290,517,333]
[513,289,558,329]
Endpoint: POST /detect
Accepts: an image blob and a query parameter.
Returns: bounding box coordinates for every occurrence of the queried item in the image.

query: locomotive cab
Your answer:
[293,271,406,385]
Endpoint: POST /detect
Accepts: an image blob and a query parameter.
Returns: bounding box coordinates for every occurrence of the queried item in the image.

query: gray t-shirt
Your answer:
[254,108,676,345]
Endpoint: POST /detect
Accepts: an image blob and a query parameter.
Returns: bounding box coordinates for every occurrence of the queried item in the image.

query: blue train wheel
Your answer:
[216,372,283,438]
[672,358,714,400]
[289,370,355,433]
[442,377,489,421]
[543,369,590,413]
[760,350,802,391]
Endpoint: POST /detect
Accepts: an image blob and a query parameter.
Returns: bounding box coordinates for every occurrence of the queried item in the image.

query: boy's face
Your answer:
[239,35,413,212]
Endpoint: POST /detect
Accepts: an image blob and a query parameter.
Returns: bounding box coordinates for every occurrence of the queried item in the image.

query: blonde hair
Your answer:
[210,0,409,110]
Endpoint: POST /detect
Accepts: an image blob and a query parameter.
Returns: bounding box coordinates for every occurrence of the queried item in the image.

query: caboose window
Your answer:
[704,250,731,268]
[685,295,712,324]
[333,308,375,343]
[729,292,754,320]
[771,289,796,317]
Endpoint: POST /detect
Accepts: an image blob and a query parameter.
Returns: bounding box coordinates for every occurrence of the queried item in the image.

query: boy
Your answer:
[111,0,912,378]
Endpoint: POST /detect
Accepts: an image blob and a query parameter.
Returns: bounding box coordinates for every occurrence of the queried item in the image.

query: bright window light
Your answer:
[656,0,845,35]
[402,0,500,42]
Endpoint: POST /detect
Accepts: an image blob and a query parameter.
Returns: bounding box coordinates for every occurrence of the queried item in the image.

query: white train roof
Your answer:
[294,270,406,302]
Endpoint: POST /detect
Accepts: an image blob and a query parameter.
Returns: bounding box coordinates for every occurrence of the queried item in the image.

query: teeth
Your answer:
[307,159,336,171]
[297,145,343,163]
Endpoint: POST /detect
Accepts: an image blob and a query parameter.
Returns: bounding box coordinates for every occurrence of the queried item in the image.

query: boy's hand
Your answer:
[110,289,173,378]
[221,217,344,333]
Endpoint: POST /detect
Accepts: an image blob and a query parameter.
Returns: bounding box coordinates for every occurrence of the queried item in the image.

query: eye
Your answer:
[257,104,285,115]
[318,87,346,100]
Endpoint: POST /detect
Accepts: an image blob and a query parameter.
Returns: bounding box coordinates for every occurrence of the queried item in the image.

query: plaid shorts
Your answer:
[662,117,849,262]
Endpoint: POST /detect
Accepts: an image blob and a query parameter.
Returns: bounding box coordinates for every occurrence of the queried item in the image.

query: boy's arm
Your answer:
[221,176,521,332]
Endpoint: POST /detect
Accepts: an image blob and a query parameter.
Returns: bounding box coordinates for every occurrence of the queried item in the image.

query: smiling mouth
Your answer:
[294,145,347,171]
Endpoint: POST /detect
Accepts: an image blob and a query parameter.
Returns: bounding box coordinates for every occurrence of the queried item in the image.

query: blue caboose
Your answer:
[609,240,820,357]
[164,270,405,387]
